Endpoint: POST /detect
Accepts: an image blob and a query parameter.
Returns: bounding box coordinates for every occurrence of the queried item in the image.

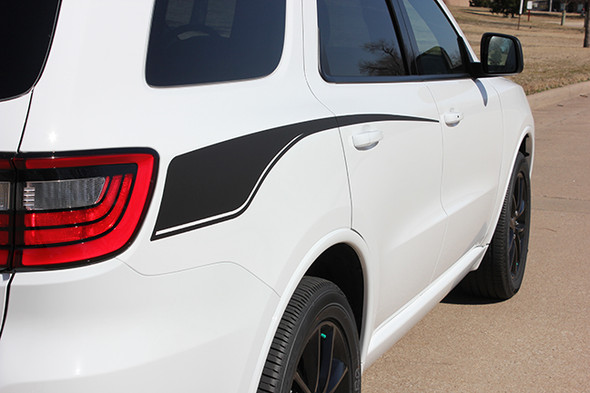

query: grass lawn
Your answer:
[448,6,590,94]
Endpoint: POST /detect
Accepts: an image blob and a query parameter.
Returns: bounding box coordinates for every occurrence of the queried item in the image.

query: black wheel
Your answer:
[258,277,361,393]
[460,152,531,300]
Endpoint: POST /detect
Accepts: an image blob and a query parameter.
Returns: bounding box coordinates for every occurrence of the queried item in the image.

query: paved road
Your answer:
[363,84,590,392]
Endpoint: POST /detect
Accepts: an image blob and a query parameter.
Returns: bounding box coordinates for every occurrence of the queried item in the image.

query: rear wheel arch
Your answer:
[257,276,361,393]
[305,243,365,337]
[253,235,370,392]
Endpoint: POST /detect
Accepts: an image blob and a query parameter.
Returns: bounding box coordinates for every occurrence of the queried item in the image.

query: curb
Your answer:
[527,81,590,110]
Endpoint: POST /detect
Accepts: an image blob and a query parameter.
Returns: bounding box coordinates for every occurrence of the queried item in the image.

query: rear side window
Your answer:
[0,0,61,101]
[318,0,406,79]
[146,0,285,86]
[400,0,465,75]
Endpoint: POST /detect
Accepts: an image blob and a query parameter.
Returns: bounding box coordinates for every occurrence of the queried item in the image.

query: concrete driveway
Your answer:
[363,82,590,392]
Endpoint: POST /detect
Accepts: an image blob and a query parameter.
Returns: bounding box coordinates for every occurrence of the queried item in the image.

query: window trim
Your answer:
[320,72,472,85]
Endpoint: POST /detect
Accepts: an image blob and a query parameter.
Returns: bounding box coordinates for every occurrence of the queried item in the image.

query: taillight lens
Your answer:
[0,151,156,271]
[0,159,13,269]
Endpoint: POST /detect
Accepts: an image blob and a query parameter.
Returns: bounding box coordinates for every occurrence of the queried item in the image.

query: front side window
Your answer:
[146,0,285,86]
[318,0,407,79]
[400,0,465,75]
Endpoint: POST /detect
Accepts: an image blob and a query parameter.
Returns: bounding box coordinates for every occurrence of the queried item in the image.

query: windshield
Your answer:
[0,0,61,101]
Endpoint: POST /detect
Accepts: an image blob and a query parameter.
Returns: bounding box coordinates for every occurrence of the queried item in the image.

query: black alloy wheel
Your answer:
[509,170,529,279]
[292,321,352,393]
[258,277,360,393]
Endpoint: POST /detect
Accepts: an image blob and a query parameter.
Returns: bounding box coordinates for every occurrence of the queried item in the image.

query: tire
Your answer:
[257,277,361,393]
[460,152,531,300]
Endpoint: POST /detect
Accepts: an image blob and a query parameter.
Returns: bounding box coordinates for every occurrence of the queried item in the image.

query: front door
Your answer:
[394,0,504,277]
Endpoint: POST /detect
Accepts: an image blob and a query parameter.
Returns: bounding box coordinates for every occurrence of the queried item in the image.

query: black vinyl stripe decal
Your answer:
[151,114,437,240]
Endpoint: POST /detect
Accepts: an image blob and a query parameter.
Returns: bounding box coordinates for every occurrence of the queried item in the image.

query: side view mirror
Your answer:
[463,33,524,77]
[481,33,524,75]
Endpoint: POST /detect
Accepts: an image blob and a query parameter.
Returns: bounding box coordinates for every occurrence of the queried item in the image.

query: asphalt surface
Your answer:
[363,82,590,392]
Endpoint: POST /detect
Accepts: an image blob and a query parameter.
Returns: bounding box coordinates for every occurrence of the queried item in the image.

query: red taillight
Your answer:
[0,151,156,271]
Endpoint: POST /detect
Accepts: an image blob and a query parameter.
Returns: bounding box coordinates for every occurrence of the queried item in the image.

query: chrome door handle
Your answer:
[443,110,464,127]
[352,130,383,151]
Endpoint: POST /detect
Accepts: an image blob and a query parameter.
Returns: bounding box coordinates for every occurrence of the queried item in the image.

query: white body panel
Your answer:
[427,78,504,278]
[128,130,351,287]
[339,115,446,326]
[0,93,30,151]
[0,261,277,392]
[366,246,487,367]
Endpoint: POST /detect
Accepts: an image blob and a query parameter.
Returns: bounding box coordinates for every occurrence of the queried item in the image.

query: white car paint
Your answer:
[427,78,504,278]
[0,0,534,391]
[0,93,30,151]
[0,260,278,392]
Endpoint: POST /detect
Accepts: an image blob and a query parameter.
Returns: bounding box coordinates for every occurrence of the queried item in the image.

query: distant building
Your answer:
[527,1,583,12]
[529,1,550,11]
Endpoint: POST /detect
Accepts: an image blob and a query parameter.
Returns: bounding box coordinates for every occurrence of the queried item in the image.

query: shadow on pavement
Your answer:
[441,287,506,305]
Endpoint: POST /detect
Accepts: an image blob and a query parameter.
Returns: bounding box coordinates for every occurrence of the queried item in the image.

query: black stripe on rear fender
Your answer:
[151,114,437,240]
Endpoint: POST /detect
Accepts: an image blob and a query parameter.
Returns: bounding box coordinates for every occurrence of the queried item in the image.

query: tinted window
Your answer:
[401,0,465,75]
[146,0,285,86]
[0,0,61,101]
[318,0,406,79]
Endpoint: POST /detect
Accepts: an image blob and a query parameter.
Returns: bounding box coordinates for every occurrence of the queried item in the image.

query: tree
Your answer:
[560,0,586,26]
[359,40,405,76]
[490,0,519,17]
[559,0,589,47]
[560,0,589,47]
[585,1,589,47]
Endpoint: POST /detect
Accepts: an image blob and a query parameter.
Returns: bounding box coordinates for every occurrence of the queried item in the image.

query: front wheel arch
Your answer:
[460,152,531,299]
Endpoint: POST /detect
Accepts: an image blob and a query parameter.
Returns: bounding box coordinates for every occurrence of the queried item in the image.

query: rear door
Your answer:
[395,0,504,277]
[304,0,447,326]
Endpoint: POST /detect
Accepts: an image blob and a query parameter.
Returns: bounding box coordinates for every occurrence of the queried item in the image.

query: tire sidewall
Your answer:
[280,282,361,393]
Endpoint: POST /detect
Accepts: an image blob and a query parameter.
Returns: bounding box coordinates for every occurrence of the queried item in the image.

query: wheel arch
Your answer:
[248,229,375,392]
[479,123,534,258]
[305,243,365,338]
[519,130,534,176]
[509,125,534,195]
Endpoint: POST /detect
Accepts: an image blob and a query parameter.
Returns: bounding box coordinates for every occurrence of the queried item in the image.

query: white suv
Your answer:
[0,0,533,392]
